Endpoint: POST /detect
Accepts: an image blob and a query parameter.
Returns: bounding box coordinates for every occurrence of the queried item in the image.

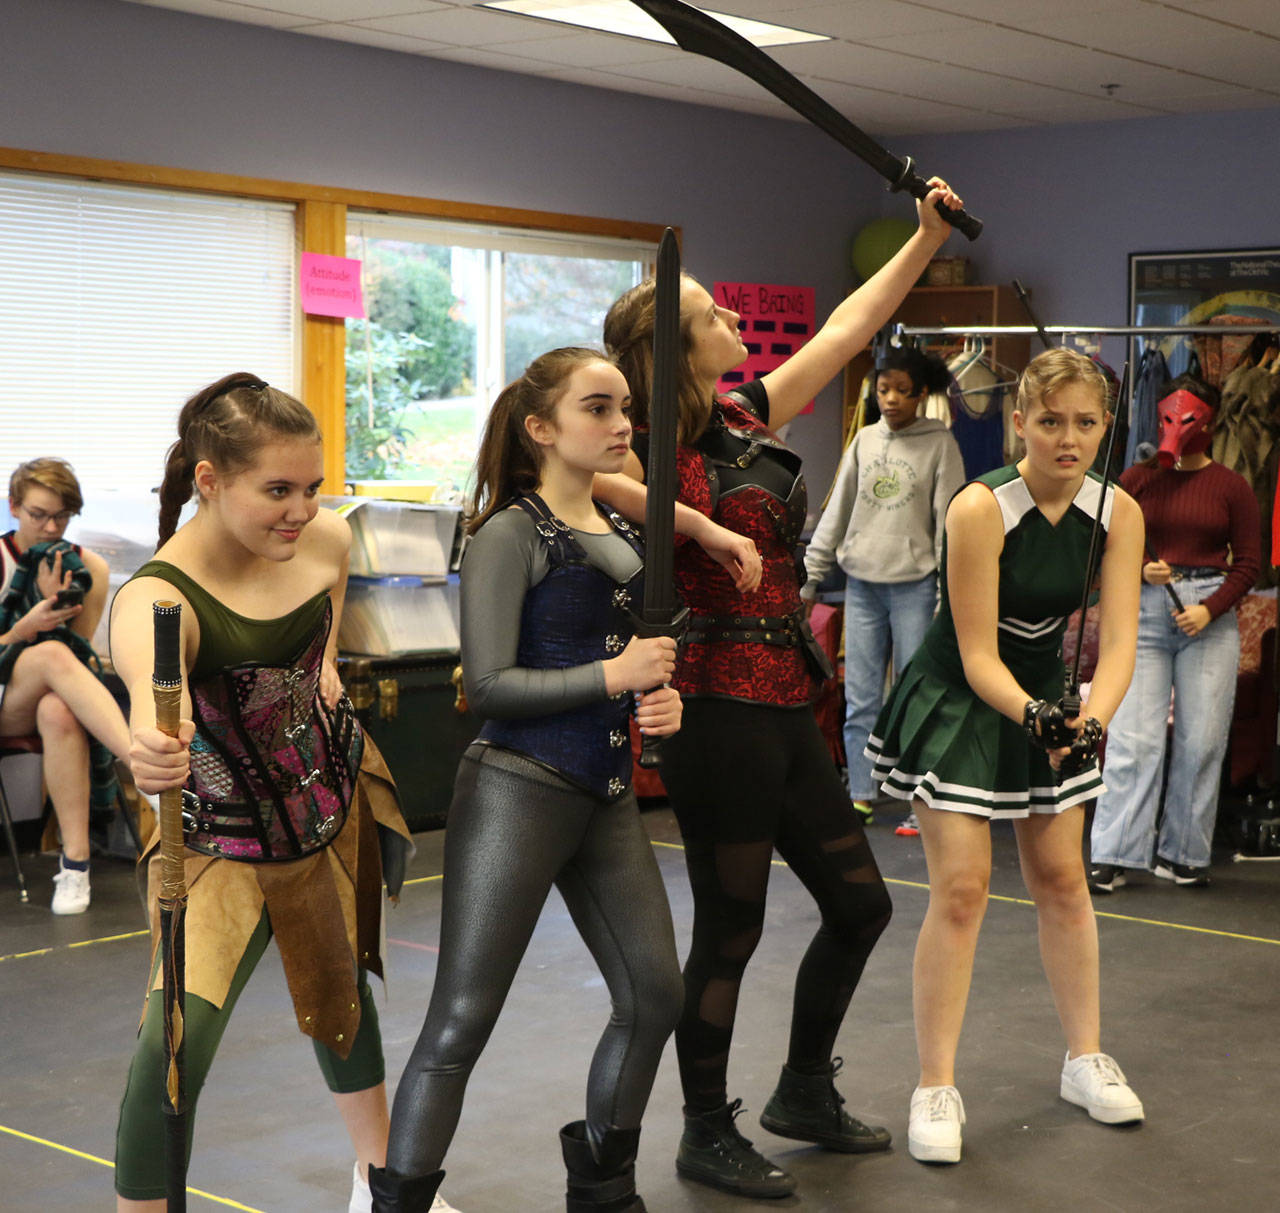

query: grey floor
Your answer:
[2,802,1279,1213]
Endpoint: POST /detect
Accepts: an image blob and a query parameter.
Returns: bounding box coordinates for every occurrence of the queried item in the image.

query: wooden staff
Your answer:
[152,600,187,1212]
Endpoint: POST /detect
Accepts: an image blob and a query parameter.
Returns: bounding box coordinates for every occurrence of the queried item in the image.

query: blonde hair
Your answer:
[1016,348,1110,416]
[8,457,83,515]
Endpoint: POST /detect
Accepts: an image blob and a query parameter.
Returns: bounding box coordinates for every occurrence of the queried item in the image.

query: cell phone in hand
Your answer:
[53,585,85,609]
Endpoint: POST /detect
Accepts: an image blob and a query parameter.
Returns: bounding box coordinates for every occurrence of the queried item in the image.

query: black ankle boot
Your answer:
[675,1099,796,1199]
[759,1058,892,1153]
[559,1119,646,1211]
[367,1164,445,1213]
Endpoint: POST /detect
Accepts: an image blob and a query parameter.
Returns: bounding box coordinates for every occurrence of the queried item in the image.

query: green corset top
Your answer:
[130,560,329,679]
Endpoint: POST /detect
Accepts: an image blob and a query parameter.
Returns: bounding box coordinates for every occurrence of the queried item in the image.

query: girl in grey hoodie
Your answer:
[803,346,964,822]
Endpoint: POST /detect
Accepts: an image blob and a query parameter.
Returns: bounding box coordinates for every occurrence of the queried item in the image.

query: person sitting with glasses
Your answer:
[1,457,132,913]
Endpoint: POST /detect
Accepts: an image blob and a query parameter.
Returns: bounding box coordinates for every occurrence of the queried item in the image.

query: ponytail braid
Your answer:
[155,371,318,547]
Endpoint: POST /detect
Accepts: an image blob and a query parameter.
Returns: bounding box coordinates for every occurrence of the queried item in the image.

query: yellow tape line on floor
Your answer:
[0,928,148,965]
[0,1122,263,1210]
[650,839,1280,948]
[0,878,444,964]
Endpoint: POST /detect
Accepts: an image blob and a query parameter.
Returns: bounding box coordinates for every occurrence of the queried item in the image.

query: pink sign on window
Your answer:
[300,251,365,319]
[713,281,816,414]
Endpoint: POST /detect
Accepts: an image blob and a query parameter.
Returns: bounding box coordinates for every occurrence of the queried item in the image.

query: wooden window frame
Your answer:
[0,145,672,491]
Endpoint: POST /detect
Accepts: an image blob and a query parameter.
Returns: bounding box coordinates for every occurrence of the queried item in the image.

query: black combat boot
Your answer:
[560,1120,646,1211]
[367,1164,445,1213]
[759,1058,892,1152]
[675,1099,796,1199]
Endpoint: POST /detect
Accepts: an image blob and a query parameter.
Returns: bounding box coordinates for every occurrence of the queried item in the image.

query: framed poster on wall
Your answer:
[1128,247,1280,381]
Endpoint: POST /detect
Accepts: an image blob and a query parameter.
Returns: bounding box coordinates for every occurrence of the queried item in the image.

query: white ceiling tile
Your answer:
[120,0,313,27]
[356,6,557,45]
[261,0,452,19]
[113,0,1280,130]
[296,21,452,53]
[607,54,811,102]
[467,30,682,68]
[764,0,981,41]
[1195,0,1280,38]
[797,46,1033,99]
[410,42,578,71]
[897,0,1145,21]
[1129,31,1280,92]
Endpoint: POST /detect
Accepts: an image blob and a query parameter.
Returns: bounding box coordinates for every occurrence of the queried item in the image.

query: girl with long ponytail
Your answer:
[379,348,686,1213]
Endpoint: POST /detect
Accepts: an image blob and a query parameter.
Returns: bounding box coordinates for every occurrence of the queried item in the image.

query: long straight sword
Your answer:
[629,0,982,240]
[633,227,688,767]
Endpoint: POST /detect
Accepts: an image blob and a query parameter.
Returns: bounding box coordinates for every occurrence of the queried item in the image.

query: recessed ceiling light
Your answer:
[483,1,830,49]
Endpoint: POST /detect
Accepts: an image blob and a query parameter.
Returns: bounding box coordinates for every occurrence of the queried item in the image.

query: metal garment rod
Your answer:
[896,323,1280,337]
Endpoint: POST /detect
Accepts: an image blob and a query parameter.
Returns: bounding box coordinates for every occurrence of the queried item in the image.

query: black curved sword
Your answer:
[629,0,982,240]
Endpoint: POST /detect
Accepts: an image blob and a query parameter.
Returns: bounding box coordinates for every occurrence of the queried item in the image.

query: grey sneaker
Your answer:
[1060,1052,1144,1123]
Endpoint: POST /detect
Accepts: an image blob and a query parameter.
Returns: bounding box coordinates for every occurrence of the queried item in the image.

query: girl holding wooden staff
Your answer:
[109,374,447,1212]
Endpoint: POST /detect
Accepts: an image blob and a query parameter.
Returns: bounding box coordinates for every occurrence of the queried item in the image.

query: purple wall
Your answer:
[2,0,1278,496]
[874,109,1280,370]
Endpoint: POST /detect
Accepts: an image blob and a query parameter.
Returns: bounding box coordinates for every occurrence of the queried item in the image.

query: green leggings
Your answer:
[114,911,385,1200]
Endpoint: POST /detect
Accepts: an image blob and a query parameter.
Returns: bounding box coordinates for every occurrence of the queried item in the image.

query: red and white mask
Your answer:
[1155,388,1214,468]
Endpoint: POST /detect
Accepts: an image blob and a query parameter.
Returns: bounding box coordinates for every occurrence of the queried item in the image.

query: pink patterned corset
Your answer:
[184,621,363,861]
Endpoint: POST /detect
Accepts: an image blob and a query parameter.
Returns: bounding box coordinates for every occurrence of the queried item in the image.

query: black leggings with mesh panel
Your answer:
[659,697,893,1113]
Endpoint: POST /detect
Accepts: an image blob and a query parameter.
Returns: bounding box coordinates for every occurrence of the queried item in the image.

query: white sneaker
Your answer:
[349,1161,371,1213]
[351,1162,461,1212]
[51,861,90,915]
[908,1085,965,1163]
[1060,1052,1144,1124]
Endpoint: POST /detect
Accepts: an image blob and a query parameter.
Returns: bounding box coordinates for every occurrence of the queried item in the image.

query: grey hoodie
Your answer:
[802,416,965,592]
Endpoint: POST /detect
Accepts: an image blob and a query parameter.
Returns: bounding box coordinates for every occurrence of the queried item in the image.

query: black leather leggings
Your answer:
[659,698,893,1113]
[386,745,684,1175]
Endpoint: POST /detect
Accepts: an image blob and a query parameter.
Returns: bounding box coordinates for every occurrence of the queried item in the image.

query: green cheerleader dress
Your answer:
[866,464,1110,818]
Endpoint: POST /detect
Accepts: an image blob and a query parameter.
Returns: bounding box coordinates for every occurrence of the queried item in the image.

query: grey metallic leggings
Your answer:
[386,744,683,1176]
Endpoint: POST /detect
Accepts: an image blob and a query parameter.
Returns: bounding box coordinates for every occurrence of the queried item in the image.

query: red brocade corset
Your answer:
[184,618,363,861]
[669,397,816,707]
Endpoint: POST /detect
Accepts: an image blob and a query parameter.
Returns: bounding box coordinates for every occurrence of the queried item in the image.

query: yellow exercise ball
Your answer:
[851,217,916,282]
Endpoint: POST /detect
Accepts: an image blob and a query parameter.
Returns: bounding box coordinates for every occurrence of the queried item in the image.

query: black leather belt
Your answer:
[1168,565,1223,581]
[684,611,802,647]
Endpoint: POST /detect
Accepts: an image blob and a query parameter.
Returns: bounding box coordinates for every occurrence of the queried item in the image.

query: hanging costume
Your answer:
[868,465,1113,816]
[637,380,892,1114]
[384,496,682,1187]
[114,561,411,1202]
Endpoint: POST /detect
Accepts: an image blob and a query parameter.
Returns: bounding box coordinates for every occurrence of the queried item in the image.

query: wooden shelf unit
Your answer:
[843,284,1033,440]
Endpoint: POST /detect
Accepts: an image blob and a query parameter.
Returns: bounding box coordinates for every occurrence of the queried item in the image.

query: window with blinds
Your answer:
[0,170,297,496]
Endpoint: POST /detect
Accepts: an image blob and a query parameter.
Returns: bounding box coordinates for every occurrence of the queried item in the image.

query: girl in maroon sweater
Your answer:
[1089,375,1261,888]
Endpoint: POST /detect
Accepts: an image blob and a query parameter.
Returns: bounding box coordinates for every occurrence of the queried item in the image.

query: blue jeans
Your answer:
[1090,576,1240,870]
[843,573,937,799]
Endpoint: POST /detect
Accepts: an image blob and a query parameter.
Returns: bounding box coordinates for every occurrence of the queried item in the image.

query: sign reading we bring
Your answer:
[714,281,815,413]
